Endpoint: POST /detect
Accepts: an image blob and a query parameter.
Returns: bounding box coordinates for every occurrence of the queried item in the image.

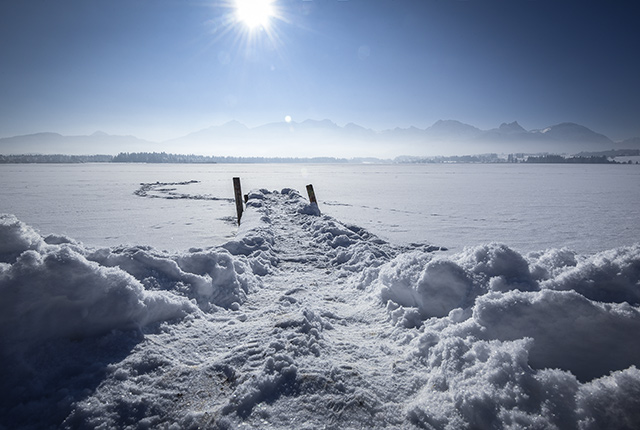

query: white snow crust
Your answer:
[1,190,640,429]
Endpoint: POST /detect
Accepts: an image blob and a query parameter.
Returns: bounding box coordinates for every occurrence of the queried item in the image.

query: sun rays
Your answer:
[208,0,288,62]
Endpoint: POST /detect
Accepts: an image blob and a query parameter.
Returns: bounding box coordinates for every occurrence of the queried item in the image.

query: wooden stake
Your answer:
[306,184,317,204]
[233,177,243,225]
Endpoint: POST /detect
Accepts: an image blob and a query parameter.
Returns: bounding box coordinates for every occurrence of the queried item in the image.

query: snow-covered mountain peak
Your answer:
[537,122,612,143]
[223,119,248,127]
[299,118,339,129]
[498,121,526,133]
[426,119,481,138]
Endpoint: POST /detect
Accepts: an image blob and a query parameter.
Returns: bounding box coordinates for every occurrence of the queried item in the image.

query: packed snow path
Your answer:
[162,189,444,427]
[2,188,640,429]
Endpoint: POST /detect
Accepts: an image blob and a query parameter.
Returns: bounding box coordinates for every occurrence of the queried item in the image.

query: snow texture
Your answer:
[1,191,640,429]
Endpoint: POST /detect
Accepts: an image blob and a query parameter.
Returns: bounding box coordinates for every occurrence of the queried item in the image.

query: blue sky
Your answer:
[1,0,639,141]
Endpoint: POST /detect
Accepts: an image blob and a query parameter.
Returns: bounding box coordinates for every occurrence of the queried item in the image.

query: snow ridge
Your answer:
[1,191,640,429]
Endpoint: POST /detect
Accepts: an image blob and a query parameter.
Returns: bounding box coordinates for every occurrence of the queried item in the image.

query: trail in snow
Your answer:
[207,189,442,426]
[134,180,234,202]
[2,189,640,429]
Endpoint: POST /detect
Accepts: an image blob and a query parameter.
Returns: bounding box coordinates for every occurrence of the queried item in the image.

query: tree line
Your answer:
[0,152,353,164]
[1,151,635,164]
[524,155,617,164]
[111,152,218,163]
[0,154,112,163]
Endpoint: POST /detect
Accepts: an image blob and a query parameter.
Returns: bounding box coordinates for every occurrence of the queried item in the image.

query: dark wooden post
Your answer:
[306,184,317,204]
[233,177,243,225]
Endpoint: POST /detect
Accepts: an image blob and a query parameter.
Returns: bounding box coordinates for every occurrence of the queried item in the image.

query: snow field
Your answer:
[1,189,640,429]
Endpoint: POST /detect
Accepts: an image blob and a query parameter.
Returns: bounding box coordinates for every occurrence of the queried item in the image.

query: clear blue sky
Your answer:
[1,0,638,141]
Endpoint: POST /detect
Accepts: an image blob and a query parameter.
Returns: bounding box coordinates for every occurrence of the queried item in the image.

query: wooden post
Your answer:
[233,177,243,225]
[306,184,317,204]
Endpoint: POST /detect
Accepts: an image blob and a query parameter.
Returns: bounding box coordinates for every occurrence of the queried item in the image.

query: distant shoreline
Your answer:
[1,150,639,164]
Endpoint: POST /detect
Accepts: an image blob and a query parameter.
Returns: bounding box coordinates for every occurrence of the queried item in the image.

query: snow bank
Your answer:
[474,289,640,381]
[377,251,475,320]
[0,214,260,349]
[539,245,640,304]
[364,242,640,425]
[0,213,263,428]
[87,245,256,310]
[0,214,45,263]
[408,316,640,428]
[0,246,195,345]
[0,216,193,347]
[371,242,640,323]
[362,244,640,428]
[221,189,279,275]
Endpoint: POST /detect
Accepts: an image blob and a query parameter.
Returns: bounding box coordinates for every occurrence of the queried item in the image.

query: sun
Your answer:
[210,0,285,58]
[234,0,276,29]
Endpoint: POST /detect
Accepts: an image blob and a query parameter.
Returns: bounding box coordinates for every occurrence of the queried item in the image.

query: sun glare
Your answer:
[235,0,275,29]
[211,0,285,61]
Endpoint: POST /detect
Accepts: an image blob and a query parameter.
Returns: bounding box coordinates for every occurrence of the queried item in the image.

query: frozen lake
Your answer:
[1,162,639,254]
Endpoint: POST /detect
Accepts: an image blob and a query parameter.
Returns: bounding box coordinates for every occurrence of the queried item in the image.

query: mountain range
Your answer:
[1,120,638,158]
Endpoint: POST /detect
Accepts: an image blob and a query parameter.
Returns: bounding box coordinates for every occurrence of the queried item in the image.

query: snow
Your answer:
[2,187,640,429]
[2,163,640,254]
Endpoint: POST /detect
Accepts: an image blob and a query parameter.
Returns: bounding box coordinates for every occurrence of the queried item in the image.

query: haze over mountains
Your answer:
[2,120,638,158]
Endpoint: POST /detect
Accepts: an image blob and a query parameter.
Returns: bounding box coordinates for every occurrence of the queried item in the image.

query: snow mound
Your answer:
[376,251,475,320]
[0,246,194,345]
[87,245,256,310]
[0,214,262,428]
[370,242,640,382]
[407,337,580,429]
[221,190,279,275]
[400,242,640,427]
[0,214,45,263]
[0,217,196,347]
[0,214,261,350]
[474,289,640,381]
[539,244,640,304]
[372,243,640,319]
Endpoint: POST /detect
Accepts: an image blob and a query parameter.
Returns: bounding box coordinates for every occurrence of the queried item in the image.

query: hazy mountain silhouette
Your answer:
[2,120,637,157]
[0,132,154,155]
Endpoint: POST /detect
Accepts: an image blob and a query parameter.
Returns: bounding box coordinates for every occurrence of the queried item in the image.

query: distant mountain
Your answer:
[343,122,378,139]
[165,120,250,145]
[617,137,640,148]
[298,118,340,130]
[425,120,482,139]
[167,118,621,157]
[0,131,154,155]
[379,126,425,141]
[497,121,527,134]
[532,122,612,144]
[2,119,636,158]
[166,119,384,158]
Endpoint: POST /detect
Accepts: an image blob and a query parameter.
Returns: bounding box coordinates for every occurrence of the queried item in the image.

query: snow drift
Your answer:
[0,213,259,348]
[364,241,640,427]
